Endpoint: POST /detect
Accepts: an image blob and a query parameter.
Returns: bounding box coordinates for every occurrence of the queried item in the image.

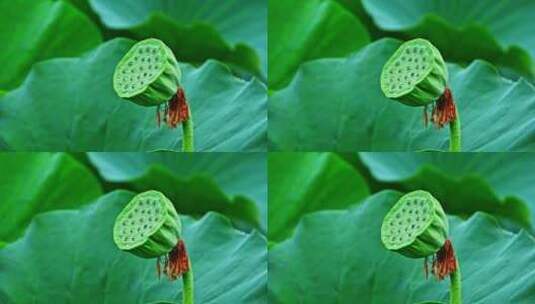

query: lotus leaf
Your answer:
[0,39,267,152]
[269,0,370,90]
[269,39,535,152]
[89,0,267,76]
[362,0,535,79]
[0,191,267,303]
[268,152,369,242]
[269,191,535,303]
[0,153,101,243]
[88,152,267,231]
[0,0,102,90]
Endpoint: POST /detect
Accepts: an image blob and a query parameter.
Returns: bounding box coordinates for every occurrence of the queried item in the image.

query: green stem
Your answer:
[182,260,194,304]
[181,110,194,152]
[449,259,462,304]
[448,108,461,152]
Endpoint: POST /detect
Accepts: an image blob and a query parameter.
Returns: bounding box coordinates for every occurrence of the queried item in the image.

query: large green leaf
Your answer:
[361,0,535,79]
[0,38,267,152]
[268,0,370,90]
[333,0,370,18]
[0,191,267,303]
[360,152,535,231]
[269,39,535,151]
[0,153,102,243]
[89,0,267,77]
[269,191,535,303]
[0,0,102,90]
[333,0,384,39]
[62,0,103,25]
[268,152,369,242]
[88,152,267,231]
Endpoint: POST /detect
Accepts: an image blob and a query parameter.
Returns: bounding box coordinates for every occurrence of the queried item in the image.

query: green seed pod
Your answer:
[113,190,181,258]
[113,38,181,107]
[381,190,448,258]
[380,39,448,107]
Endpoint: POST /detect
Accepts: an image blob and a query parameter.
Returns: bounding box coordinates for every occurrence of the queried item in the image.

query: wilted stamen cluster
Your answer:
[157,88,190,128]
[424,239,457,280]
[428,88,457,128]
[157,240,190,280]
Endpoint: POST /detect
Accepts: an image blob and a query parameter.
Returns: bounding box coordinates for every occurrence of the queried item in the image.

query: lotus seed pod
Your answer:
[113,190,181,259]
[380,39,448,107]
[381,190,448,258]
[113,38,182,107]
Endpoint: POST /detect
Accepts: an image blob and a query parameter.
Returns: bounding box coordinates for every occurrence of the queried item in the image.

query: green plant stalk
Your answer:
[182,261,194,304]
[449,260,462,304]
[181,112,194,152]
[448,109,461,152]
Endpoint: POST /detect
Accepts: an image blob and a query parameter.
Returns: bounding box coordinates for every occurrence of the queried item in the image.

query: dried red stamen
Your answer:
[424,239,457,281]
[423,105,429,127]
[431,87,456,128]
[156,104,161,127]
[155,88,190,128]
[156,256,162,279]
[156,240,190,280]
[424,256,429,279]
